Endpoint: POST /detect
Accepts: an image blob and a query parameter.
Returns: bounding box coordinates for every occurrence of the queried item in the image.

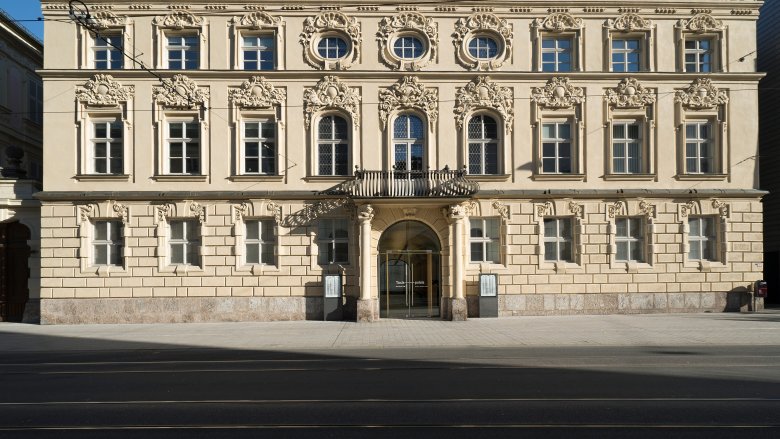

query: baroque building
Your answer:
[38,0,765,323]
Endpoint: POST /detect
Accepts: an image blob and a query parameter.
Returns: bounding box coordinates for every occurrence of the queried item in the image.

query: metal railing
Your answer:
[349,168,479,198]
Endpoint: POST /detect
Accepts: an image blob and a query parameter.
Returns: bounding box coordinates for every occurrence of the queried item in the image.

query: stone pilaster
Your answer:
[447,203,468,321]
[357,204,376,322]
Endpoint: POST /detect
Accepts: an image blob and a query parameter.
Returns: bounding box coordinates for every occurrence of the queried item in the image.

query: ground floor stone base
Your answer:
[38,291,765,324]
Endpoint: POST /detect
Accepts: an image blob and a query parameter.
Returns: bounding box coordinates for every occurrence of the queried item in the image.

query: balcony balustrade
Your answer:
[346,168,479,198]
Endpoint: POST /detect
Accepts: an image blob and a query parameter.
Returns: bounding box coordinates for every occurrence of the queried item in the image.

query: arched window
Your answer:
[467,115,499,175]
[317,115,349,175]
[393,114,425,171]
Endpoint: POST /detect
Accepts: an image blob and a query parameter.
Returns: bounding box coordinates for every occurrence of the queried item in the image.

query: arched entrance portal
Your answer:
[378,220,441,318]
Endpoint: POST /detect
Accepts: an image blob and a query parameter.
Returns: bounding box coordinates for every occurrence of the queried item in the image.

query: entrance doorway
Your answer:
[0,221,31,322]
[378,221,441,318]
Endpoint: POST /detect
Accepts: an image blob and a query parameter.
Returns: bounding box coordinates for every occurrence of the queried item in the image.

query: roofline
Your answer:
[0,8,43,57]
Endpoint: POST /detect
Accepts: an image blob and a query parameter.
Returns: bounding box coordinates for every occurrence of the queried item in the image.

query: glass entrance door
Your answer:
[379,250,440,318]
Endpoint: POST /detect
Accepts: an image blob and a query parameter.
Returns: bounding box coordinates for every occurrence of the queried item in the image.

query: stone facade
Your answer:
[38,0,765,323]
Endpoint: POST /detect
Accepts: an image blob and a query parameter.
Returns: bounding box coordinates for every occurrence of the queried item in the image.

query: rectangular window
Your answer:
[543,218,573,262]
[612,122,642,174]
[27,80,42,124]
[167,121,200,174]
[685,122,713,174]
[542,122,572,174]
[685,39,712,73]
[470,218,500,263]
[317,218,349,265]
[169,220,200,265]
[615,217,644,262]
[611,39,641,72]
[245,219,275,265]
[688,216,717,261]
[92,120,123,174]
[541,37,572,72]
[243,120,276,174]
[317,116,350,176]
[242,35,275,70]
[167,35,199,69]
[93,220,123,266]
[94,34,123,69]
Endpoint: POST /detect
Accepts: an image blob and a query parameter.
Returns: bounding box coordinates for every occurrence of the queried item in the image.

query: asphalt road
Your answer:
[0,345,779,438]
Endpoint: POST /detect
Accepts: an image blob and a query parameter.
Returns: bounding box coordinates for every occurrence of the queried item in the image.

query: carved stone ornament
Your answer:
[454,76,514,133]
[303,76,361,129]
[156,203,174,222]
[674,78,728,110]
[153,11,203,29]
[536,201,554,218]
[679,200,698,218]
[232,11,281,29]
[678,13,724,33]
[78,204,96,223]
[77,74,134,106]
[153,75,209,108]
[638,200,657,218]
[189,202,206,224]
[606,13,652,32]
[532,77,585,109]
[111,201,130,224]
[607,200,626,218]
[453,13,513,70]
[357,204,374,222]
[447,203,468,219]
[568,201,584,218]
[233,202,249,222]
[229,76,286,109]
[378,76,438,130]
[300,11,361,70]
[711,199,730,218]
[267,202,283,224]
[605,78,656,109]
[90,11,127,30]
[533,12,583,32]
[377,12,438,71]
[492,200,510,220]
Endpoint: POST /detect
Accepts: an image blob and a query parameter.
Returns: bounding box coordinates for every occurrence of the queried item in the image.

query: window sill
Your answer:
[303,175,353,183]
[675,173,728,181]
[74,174,131,182]
[531,173,586,181]
[82,265,128,276]
[603,173,656,181]
[159,264,204,274]
[468,174,511,182]
[236,264,281,274]
[229,175,285,182]
[684,259,726,272]
[538,260,583,273]
[152,175,209,182]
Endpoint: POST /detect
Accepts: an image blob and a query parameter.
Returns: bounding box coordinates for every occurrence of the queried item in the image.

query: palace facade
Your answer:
[38,0,765,323]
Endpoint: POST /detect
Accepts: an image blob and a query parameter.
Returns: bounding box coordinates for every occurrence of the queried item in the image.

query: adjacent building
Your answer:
[38,0,765,323]
[0,9,43,322]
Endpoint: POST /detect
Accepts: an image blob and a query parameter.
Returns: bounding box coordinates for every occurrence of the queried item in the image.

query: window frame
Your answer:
[317,217,350,266]
[153,12,207,70]
[164,33,201,70]
[239,33,276,71]
[230,12,285,71]
[77,13,132,70]
[240,118,277,176]
[466,113,501,176]
[391,113,426,172]
[687,216,718,262]
[535,200,585,272]
[92,220,124,267]
[164,118,202,175]
[26,78,43,125]
[683,120,715,174]
[89,117,125,175]
[540,120,574,175]
[92,32,125,70]
[243,218,277,266]
[469,217,501,264]
[314,113,352,177]
[154,108,209,181]
[614,217,645,263]
[167,219,201,267]
[453,12,513,71]
[543,217,574,263]
[77,202,130,275]
[540,36,575,73]
[675,13,726,74]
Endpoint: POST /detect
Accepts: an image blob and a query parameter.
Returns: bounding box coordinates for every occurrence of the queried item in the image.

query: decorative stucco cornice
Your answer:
[153,75,209,108]
[454,76,514,132]
[228,76,286,109]
[76,74,134,106]
[605,13,652,32]
[677,13,725,33]
[605,78,655,109]
[153,11,203,29]
[674,78,728,110]
[303,76,361,129]
[453,13,513,70]
[90,11,127,30]
[231,11,281,29]
[533,12,583,32]
[532,77,584,110]
[300,11,361,70]
[377,12,438,71]
[378,76,438,130]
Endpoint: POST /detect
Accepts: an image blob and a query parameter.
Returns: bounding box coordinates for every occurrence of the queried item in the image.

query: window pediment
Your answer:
[675,78,728,110]
[90,11,127,30]
[454,76,514,132]
[77,74,134,106]
[300,11,361,70]
[232,11,281,29]
[153,11,203,30]
[153,75,209,108]
[229,76,286,109]
[453,13,513,70]
[606,13,652,32]
[378,76,437,130]
[303,76,361,129]
[533,12,583,32]
[605,78,655,109]
[377,12,438,71]
[532,77,584,110]
[678,13,725,33]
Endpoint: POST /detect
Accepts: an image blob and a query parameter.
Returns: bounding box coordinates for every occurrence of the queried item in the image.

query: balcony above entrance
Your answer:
[347,168,479,198]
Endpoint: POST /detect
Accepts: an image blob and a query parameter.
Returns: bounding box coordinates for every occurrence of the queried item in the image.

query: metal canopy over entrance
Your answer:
[377,221,441,318]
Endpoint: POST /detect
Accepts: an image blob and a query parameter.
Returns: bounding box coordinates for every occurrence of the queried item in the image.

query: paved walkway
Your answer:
[1,310,779,352]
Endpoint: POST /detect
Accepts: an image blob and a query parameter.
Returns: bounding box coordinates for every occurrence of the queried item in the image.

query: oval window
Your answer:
[393,36,425,59]
[468,36,499,59]
[318,37,349,59]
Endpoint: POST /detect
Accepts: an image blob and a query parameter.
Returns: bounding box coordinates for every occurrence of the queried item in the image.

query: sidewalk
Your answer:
[0,311,778,352]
